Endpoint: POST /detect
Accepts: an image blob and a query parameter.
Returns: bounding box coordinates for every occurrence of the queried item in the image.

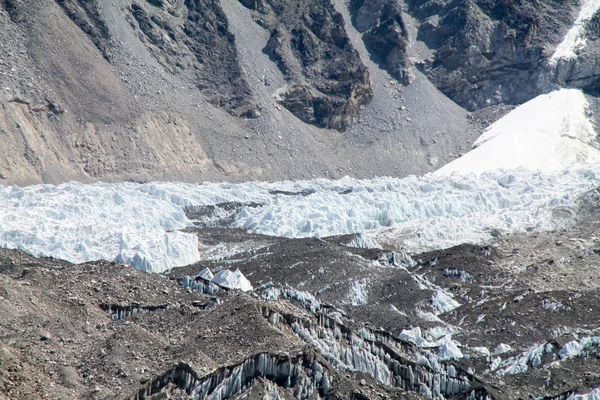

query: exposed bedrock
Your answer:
[55,0,259,117]
[239,0,373,131]
[405,0,583,111]
[349,0,414,85]
[553,8,600,94]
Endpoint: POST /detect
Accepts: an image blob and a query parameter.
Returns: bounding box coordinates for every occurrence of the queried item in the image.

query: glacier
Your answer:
[2,164,600,272]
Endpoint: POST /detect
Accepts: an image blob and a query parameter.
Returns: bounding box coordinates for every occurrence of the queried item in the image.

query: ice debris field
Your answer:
[1,87,600,273]
[1,165,600,273]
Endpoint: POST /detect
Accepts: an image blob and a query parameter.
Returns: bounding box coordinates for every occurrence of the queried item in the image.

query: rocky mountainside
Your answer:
[0,0,598,184]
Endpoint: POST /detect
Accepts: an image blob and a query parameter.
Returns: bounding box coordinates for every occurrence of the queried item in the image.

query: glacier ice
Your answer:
[2,163,600,272]
[212,269,253,292]
[134,352,329,400]
[493,343,512,355]
[347,279,369,306]
[102,303,169,321]
[183,268,254,293]
[559,337,600,359]
[182,275,220,294]
[493,343,548,375]
[259,283,322,313]
[345,233,382,249]
[430,290,461,315]
[261,305,472,399]
[0,182,199,273]
[197,267,215,281]
[490,336,600,376]
[567,387,600,400]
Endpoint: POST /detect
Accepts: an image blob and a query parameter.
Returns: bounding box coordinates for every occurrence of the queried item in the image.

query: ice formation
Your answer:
[436,89,600,176]
[431,290,461,315]
[259,283,323,313]
[492,343,549,375]
[261,306,473,399]
[0,182,199,273]
[442,268,472,281]
[183,268,253,293]
[347,279,369,306]
[567,387,600,400]
[549,0,600,65]
[559,337,600,359]
[197,267,215,281]
[345,233,382,249]
[134,352,330,400]
[182,275,221,295]
[3,162,600,272]
[212,269,254,292]
[490,336,600,375]
[493,344,512,355]
[101,303,169,321]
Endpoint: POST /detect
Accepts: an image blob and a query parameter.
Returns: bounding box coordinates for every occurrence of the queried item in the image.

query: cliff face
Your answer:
[410,0,581,111]
[0,0,598,185]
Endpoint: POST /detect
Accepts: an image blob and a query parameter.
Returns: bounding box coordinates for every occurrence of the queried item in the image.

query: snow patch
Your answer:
[549,0,600,64]
[436,89,600,176]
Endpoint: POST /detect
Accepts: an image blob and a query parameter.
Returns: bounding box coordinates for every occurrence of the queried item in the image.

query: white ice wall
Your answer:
[2,163,600,272]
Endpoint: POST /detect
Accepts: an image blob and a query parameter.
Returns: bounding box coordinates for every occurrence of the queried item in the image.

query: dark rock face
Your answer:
[55,0,259,118]
[1,0,26,22]
[407,0,581,111]
[350,0,414,85]
[242,0,373,131]
[55,0,112,60]
[49,0,597,122]
[553,8,600,94]
[129,0,259,118]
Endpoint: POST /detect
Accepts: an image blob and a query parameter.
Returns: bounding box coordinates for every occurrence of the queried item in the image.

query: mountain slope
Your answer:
[0,0,471,185]
[2,0,599,185]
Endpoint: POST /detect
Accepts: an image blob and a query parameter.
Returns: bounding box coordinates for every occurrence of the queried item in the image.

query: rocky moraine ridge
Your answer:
[1,0,599,183]
[2,188,600,399]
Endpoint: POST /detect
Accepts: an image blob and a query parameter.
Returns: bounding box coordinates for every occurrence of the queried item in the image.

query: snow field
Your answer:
[436,89,600,176]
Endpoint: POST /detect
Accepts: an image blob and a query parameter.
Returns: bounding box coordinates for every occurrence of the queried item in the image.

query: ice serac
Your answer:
[436,89,600,176]
[0,182,200,273]
[259,304,476,399]
[212,269,253,292]
[131,352,331,400]
[3,166,600,271]
[197,267,215,281]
